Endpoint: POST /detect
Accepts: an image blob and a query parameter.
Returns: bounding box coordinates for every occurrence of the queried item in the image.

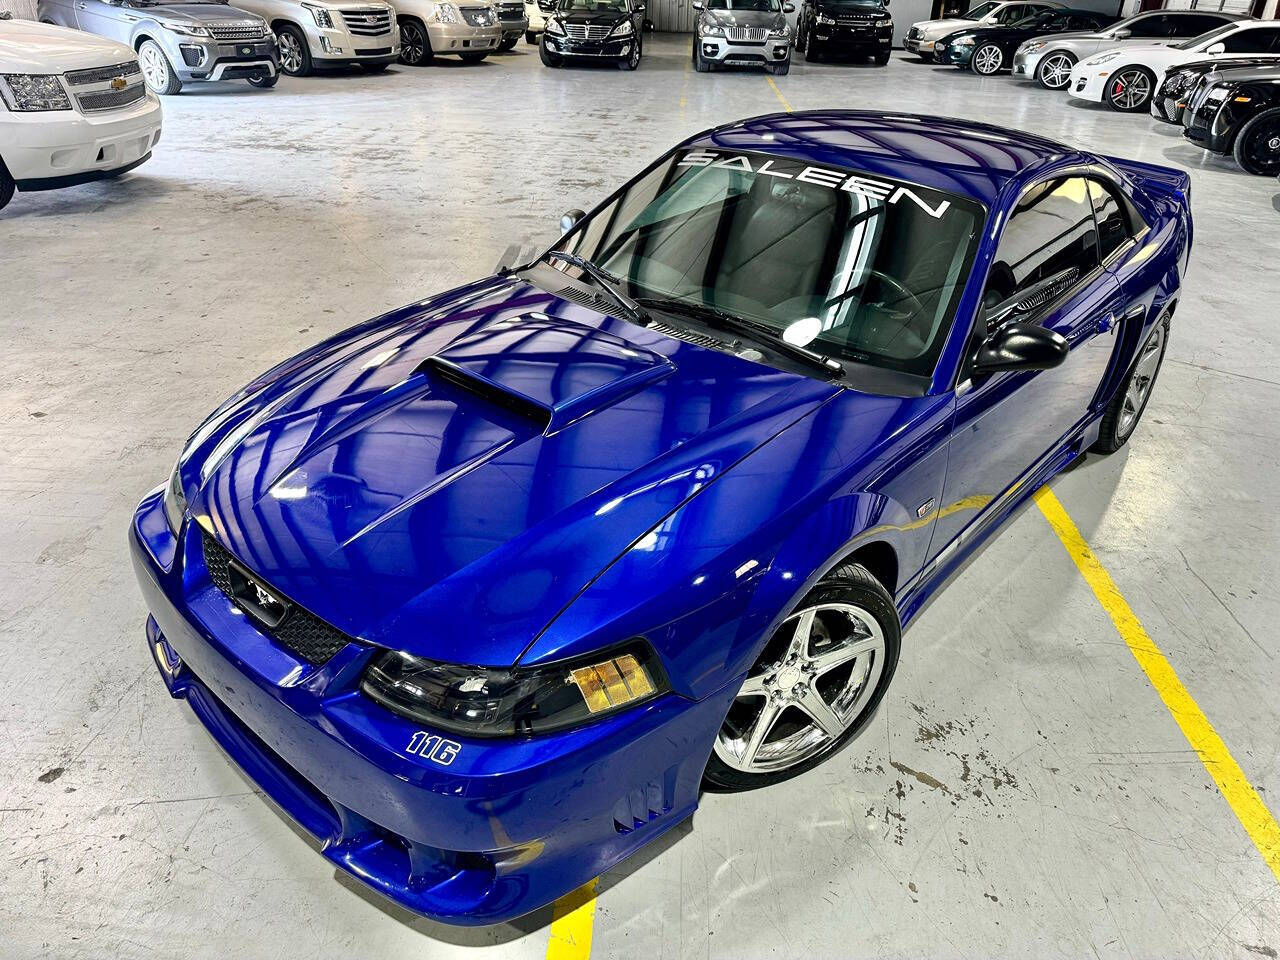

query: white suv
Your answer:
[1,13,162,212]
[231,0,399,75]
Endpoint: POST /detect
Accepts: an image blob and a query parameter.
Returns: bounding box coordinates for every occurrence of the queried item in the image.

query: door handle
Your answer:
[1097,314,1115,334]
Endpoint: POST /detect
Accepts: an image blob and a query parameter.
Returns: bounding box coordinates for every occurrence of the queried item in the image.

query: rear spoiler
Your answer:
[1104,156,1192,208]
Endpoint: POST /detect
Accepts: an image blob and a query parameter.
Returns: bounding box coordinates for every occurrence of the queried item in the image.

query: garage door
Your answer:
[1162,0,1253,13]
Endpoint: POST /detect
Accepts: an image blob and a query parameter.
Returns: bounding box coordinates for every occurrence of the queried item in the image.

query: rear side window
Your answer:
[1171,14,1233,38]
[1087,179,1130,262]
[1222,27,1280,54]
[983,177,1098,313]
[1126,14,1172,38]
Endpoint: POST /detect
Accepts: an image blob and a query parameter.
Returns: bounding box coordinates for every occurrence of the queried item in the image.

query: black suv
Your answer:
[1182,64,1280,176]
[540,0,646,69]
[795,0,892,64]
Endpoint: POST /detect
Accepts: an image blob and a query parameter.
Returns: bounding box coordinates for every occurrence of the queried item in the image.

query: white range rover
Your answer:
[0,13,162,212]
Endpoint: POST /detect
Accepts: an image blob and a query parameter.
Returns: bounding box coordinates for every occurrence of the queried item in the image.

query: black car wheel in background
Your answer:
[1234,108,1280,176]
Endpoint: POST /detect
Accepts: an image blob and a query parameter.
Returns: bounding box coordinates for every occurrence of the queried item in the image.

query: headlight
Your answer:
[167,20,213,37]
[610,18,633,36]
[815,12,834,24]
[879,16,892,28]
[0,74,72,111]
[546,16,564,33]
[432,1,460,22]
[769,24,788,37]
[1084,51,1119,66]
[303,2,334,27]
[700,22,724,36]
[361,642,669,737]
[1022,39,1046,52]
[952,35,974,46]
[163,457,188,535]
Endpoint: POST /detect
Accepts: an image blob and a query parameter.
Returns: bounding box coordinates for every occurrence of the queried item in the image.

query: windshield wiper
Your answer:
[635,297,845,380]
[534,250,650,326]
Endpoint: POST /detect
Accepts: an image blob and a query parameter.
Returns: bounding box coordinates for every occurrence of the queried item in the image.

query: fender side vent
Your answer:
[417,356,552,430]
[612,765,678,834]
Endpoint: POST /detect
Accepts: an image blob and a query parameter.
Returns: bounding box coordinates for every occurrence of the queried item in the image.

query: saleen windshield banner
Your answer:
[677,149,956,220]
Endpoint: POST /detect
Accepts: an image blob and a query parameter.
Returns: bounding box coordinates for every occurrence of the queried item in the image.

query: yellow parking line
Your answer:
[545,878,599,959]
[1034,486,1280,883]
[767,74,792,112]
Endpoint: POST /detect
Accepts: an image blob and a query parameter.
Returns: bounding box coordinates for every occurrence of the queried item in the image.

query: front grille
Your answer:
[75,83,145,112]
[726,26,768,42]
[564,22,611,40]
[339,7,392,35]
[209,21,268,41]
[496,1,524,19]
[64,60,141,86]
[461,5,498,26]
[202,533,354,666]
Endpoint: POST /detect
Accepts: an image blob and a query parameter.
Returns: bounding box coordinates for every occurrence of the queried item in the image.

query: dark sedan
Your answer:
[540,0,645,69]
[1153,56,1280,124]
[934,7,1113,75]
[1182,64,1280,175]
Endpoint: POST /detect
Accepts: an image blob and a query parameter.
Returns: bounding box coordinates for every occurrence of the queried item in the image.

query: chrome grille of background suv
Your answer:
[564,22,612,40]
[339,7,392,35]
[725,26,768,42]
[208,22,269,41]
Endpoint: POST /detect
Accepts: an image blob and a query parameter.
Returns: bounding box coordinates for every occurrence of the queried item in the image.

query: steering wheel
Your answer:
[865,270,925,317]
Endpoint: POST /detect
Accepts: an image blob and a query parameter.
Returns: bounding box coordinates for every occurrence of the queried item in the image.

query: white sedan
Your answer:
[0,13,162,212]
[1068,19,1280,112]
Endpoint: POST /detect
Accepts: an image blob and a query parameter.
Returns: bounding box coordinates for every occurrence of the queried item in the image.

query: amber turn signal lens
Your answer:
[569,654,655,714]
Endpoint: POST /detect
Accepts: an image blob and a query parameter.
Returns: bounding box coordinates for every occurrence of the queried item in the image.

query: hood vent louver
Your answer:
[416,356,553,431]
[647,321,733,352]
[557,286,614,311]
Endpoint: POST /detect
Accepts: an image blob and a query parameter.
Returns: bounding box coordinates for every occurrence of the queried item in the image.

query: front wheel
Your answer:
[618,37,640,69]
[1035,50,1074,90]
[874,49,890,65]
[769,57,790,76]
[497,35,518,51]
[804,33,821,62]
[525,29,538,44]
[459,51,488,63]
[138,39,182,95]
[1232,108,1280,176]
[703,563,901,791]
[1105,66,1155,113]
[539,40,561,67]
[1092,317,1167,454]
[276,24,312,76]
[794,20,806,51]
[0,164,14,212]
[247,72,278,87]
[970,42,1002,75]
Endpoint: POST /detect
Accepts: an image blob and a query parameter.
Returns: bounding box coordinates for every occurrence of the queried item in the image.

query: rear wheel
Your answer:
[0,163,14,212]
[1232,108,1280,176]
[703,563,901,791]
[1105,65,1155,112]
[276,24,312,76]
[1035,50,1074,89]
[1093,318,1168,454]
[971,42,1002,75]
[138,39,182,95]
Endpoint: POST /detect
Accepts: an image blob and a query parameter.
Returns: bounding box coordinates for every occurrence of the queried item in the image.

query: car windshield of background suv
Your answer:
[707,0,781,11]
[556,150,985,376]
[558,0,627,10]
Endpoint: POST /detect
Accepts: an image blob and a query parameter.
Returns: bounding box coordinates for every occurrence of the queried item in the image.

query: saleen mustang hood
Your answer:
[187,276,840,668]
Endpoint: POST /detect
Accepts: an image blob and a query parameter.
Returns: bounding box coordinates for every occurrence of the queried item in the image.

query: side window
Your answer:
[1125,15,1168,39]
[1172,14,1228,38]
[1087,179,1131,262]
[997,4,1029,24]
[1223,27,1280,54]
[983,177,1099,314]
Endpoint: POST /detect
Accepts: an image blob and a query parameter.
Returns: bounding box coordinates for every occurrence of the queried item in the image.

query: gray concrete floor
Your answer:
[2,33,1278,959]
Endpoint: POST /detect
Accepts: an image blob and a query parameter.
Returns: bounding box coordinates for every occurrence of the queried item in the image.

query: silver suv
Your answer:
[39,0,279,93]
[692,0,793,75]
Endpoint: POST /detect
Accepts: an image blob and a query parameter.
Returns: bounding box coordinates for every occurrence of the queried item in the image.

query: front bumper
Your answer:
[903,34,936,56]
[307,23,400,62]
[129,489,733,924]
[426,21,503,54]
[808,22,891,54]
[1182,99,1229,154]
[1152,90,1183,124]
[1,94,162,186]
[932,40,972,66]
[1068,66,1107,103]
[157,33,279,82]
[696,33,789,67]
[1010,46,1045,79]
[542,32,637,59]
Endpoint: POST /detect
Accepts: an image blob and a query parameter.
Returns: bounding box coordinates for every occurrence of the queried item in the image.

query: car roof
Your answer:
[689,111,1078,208]
[1142,8,1252,17]
[1204,62,1280,83]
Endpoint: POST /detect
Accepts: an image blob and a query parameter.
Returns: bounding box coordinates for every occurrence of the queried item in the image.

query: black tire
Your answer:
[804,33,821,62]
[276,23,312,76]
[460,51,488,63]
[693,40,711,71]
[1104,65,1155,113]
[525,29,538,44]
[617,37,640,69]
[138,39,182,95]
[247,72,278,87]
[358,60,390,72]
[1092,316,1168,454]
[874,49,890,65]
[770,57,790,76]
[970,42,1003,75]
[703,562,902,792]
[497,35,518,51]
[398,17,432,64]
[918,51,933,62]
[539,39,561,67]
[794,19,806,51]
[0,162,14,213]
[1232,108,1280,177]
[1035,49,1075,90]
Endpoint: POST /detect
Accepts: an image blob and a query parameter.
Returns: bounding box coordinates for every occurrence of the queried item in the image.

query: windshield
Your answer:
[1172,23,1236,50]
[707,0,781,10]
[963,1,1001,20]
[557,0,627,11]
[1013,11,1058,28]
[553,149,985,377]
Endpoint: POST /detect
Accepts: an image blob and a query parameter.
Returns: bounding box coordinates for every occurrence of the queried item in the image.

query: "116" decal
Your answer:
[406,731,461,766]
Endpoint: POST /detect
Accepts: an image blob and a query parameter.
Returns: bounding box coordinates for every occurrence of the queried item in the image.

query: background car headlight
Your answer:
[815,12,834,24]
[163,458,188,535]
[302,2,334,27]
[360,642,669,737]
[700,22,724,36]
[1022,39,1046,52]
[952,35,974,46]
[611,18,633,36]
[769,24,788,37]
[1084,51,1119,66]
[0,74,72,111]
[546,16,564,33]
[167,20,213,37]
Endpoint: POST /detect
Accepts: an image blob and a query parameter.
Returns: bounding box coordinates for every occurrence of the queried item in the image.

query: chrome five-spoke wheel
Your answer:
[1037,52,1073,89]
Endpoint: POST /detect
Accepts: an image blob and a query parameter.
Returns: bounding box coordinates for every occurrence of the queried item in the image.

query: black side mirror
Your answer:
[973,322,1068,374]
[634,2,645,10]
[560,208,586,234]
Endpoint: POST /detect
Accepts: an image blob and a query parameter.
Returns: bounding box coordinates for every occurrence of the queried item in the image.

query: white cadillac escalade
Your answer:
[0,13,162,211]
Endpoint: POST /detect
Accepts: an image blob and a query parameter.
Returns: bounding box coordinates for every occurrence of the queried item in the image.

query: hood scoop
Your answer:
[420,313,677,435]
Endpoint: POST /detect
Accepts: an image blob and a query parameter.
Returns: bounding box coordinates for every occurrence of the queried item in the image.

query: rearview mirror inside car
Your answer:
[560,209,587,234]
[973,323,1068,374]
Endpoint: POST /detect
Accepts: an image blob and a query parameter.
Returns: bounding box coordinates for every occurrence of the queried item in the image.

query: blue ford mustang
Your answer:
[131,111,1192,924]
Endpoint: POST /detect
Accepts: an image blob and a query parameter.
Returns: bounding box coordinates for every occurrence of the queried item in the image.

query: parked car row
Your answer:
[906,4,1280,178]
